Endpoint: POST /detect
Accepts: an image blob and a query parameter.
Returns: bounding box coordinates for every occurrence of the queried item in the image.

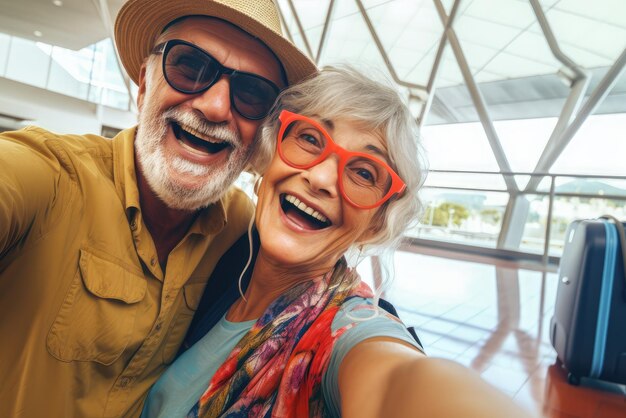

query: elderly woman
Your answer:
[141,67,531,418]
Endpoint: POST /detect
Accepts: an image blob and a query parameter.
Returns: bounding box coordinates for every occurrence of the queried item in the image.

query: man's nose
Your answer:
[303,156,340,198]
[189,76,233,123]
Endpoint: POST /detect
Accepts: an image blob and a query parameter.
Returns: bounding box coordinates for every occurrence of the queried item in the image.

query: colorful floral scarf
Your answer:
[187,259,373,418]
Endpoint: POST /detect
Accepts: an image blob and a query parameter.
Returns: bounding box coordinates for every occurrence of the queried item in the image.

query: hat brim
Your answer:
[114,0,317,86]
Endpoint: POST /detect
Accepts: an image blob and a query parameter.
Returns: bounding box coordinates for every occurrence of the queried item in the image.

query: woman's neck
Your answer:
[226,248,337,322]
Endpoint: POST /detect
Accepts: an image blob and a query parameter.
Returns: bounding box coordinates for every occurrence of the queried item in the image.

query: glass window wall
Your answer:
[5,38,52,88]
[0,33,10,77]
[410,188,510,248]
[0,32,131,111]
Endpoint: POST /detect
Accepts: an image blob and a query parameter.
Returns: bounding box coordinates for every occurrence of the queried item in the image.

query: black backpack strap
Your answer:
[378,298,423,349]
[179,231,256,356]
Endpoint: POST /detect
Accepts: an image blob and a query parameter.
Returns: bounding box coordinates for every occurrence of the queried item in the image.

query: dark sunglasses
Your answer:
[153,39,281,120]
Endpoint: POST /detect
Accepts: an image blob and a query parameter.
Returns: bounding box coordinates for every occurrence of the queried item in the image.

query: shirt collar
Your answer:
[111,127,227,236]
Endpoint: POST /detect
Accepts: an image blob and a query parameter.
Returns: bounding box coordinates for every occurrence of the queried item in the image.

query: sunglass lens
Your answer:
[164,43,219,93]
[231,74,279,120]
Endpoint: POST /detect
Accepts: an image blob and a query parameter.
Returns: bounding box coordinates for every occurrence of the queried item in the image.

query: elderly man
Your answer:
[0,0,315,416]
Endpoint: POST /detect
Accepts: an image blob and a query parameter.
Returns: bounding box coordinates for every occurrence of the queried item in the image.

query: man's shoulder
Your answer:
[0,126,129,188]
[34,126,113,150]
[221,186,255,218]
[221,185,252,203]
[2,126,114,156]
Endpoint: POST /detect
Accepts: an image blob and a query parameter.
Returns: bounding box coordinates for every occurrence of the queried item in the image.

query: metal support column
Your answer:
[276,3,296,44]
[418,0,462,128]
[434,0,517,192]
[495,0,596,248]
[285,0,314,58]
[525,77,589,193]
[529,0,586,81]
[543,176,556,265]
[530,47,626,176]
[315,0,336,64]
[355,0,428,92]
[523,0,590,193]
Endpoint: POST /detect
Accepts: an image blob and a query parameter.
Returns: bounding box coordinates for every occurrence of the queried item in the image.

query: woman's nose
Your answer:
[302,156,340,198]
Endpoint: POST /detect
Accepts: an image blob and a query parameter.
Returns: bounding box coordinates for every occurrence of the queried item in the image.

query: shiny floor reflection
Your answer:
[367,246,626,417]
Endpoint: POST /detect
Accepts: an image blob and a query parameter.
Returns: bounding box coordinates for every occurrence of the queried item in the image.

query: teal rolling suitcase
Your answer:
[550,216,626,385]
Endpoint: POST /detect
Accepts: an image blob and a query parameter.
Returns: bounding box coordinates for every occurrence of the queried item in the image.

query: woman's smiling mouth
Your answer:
[280,194,332,230]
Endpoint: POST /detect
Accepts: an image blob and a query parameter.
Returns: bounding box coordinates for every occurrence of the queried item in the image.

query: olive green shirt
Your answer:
[0,126,253,417]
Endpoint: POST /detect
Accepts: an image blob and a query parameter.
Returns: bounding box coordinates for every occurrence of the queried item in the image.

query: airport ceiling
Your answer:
[0,0,124,50]
[277,0,626,123]
[0,0,625,123]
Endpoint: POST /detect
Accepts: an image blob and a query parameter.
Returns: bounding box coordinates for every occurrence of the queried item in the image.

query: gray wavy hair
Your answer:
[248,65,427,251]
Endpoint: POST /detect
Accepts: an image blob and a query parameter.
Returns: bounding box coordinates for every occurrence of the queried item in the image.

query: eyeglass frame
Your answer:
[152,39,281,120]
[277,110,407,209]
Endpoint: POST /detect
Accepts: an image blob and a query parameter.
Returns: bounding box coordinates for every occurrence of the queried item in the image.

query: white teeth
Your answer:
[179,124,226,144]
[284,194,329,223]
[177,139,210,156]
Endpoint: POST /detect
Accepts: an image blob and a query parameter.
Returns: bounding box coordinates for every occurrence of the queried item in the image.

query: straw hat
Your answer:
[114,0,317,86]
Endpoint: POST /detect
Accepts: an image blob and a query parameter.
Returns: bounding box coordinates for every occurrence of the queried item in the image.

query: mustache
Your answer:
[162,107,241,146]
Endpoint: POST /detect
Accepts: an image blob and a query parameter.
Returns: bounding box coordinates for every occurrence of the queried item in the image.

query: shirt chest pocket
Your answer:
[47,248,147,365]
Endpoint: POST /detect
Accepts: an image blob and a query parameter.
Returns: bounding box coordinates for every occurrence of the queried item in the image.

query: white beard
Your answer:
[135,100,251,211]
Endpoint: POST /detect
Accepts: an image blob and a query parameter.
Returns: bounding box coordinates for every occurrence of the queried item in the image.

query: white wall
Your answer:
[0,77,137,135]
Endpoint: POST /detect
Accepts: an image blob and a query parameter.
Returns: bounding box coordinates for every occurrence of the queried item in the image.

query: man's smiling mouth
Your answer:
[280,194,332,230]
[172,122,231,155]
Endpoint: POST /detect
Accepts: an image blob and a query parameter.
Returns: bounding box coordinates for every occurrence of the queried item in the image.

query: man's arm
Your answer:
[339,338,534,418]
[0,130,60,256]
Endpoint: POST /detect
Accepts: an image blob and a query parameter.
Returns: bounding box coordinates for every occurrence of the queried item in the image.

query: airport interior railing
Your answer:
[407,169,626,266]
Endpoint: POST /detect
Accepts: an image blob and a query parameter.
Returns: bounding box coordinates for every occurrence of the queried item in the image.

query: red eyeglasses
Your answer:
[277,110,406,209]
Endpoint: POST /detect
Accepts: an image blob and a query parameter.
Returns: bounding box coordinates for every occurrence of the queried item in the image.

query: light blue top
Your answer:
[140,316,256,418]
[142,297,421,418]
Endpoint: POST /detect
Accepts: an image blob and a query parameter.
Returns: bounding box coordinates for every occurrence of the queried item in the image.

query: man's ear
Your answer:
[137,63,148,111]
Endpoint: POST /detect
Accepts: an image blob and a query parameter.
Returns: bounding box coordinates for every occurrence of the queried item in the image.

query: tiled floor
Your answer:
[362,245,626,417]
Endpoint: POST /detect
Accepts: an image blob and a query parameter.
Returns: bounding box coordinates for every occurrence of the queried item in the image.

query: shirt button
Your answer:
[150,257,156,266]
[164,294,170,301]
[155,323,162,331]
[120,377,130,387]
[130,221,137,231]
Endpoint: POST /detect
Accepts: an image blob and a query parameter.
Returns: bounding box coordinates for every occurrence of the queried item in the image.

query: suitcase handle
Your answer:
[599,215,626,301]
